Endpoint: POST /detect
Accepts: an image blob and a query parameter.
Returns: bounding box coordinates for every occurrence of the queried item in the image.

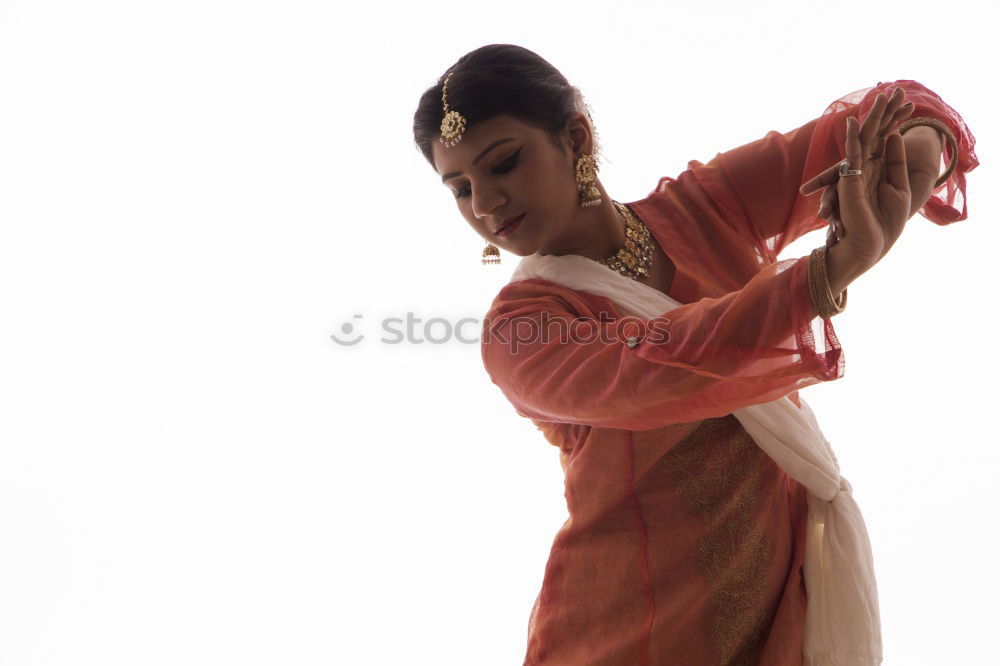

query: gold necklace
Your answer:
[598,200,655,281]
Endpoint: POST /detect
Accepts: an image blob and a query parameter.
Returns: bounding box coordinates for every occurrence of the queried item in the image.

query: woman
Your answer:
[412,45,978,665]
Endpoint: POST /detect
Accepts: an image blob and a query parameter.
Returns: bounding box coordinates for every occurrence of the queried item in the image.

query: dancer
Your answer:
[413,44,978,665]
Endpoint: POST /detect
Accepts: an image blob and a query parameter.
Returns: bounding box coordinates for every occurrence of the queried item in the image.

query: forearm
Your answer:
[901,124,945,216]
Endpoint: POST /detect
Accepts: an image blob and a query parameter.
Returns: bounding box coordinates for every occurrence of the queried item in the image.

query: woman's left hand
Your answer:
[800,87,916,251]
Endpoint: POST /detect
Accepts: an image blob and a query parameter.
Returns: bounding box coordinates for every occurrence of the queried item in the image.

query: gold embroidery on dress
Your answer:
[661,415,772,666]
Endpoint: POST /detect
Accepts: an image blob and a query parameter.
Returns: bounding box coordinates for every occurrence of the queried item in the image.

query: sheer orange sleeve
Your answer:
[481,254,841,431]
[687,79,979,260]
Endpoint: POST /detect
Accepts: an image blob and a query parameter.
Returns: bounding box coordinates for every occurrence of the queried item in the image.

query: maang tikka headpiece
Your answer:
[439,71,467,149]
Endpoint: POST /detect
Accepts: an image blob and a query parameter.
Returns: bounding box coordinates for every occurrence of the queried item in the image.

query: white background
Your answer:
[0,1,995,664]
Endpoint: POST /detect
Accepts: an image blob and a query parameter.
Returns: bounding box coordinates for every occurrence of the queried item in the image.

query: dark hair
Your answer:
[412,44,600,170]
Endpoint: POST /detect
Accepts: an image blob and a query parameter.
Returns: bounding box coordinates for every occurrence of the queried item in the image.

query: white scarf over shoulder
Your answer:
[510,252,881,666]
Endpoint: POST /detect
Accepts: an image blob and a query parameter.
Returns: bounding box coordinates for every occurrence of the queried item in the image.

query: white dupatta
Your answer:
[510,251,882,666]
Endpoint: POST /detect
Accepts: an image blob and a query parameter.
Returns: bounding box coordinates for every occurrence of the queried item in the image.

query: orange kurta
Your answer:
[480,80,977,665]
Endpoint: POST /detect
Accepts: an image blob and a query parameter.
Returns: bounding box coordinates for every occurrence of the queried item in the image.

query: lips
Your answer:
[495,213,525,235]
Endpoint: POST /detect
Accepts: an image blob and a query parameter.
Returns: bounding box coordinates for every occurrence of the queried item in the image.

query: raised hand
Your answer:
[800,88,914,294]
[834,111,912,266]
[800,87,915,257]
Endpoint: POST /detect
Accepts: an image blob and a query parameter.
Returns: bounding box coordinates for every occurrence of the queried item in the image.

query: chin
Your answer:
[487,229,532,255]
[495,239,539,258]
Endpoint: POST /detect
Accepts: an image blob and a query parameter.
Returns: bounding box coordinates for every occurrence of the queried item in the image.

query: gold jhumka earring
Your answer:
[575,153,602,207]
[438,71,603,265]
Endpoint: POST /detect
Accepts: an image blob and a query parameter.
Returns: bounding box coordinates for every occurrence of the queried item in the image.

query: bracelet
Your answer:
[896,116,958,189]
[808,246,847,319]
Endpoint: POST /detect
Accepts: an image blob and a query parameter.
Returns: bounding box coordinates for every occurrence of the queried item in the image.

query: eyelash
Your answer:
[454,150,520,199]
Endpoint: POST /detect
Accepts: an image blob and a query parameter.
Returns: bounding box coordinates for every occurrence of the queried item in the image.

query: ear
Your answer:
[564,111,594,157]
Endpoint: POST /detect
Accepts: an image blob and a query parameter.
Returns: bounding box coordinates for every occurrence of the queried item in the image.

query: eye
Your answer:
[454,148,521,199]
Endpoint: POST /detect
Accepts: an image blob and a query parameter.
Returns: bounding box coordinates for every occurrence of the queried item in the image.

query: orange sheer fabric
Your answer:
[479,79,977,665]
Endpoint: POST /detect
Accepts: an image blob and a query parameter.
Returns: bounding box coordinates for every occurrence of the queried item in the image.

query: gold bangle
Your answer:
[819,246,847,314]
[808,246,847,319]
[896,116,959,189]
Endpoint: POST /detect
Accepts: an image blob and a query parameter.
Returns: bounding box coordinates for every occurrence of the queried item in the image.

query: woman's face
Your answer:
[432,114,586,257]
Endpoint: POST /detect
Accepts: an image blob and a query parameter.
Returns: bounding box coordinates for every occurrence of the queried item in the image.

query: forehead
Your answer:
[432,115,535,175]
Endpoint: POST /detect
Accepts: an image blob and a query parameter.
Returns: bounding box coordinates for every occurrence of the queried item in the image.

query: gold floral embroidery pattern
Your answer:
[661,414,772,666]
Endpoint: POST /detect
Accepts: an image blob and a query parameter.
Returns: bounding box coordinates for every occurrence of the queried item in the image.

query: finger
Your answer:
[879,87,909,132]
[886,100,915,130]
[860,87,907,162]
[875,88,911,151]
[800,161,841,195]
[868,87,908,138]
[883,130,910,193]
[859,90,891,156]
[826,221,844,247]
[826,214,843,248]
[819,184,838,218]
[872,101,916,158]
[839,116,866,201]
[873,128,889,160]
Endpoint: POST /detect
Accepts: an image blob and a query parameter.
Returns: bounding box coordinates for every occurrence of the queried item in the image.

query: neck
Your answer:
[537,187,626,261]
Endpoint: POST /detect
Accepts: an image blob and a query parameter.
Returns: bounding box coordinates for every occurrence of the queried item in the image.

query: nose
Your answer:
[470,184,507,222]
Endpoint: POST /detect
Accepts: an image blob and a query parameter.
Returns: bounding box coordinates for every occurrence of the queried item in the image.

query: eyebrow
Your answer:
[440,138,517,183]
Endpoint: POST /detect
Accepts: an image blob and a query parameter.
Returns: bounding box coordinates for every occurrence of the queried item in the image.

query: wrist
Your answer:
[809,245,848,319]
[825,242,849,297]
[825,240,869,296]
